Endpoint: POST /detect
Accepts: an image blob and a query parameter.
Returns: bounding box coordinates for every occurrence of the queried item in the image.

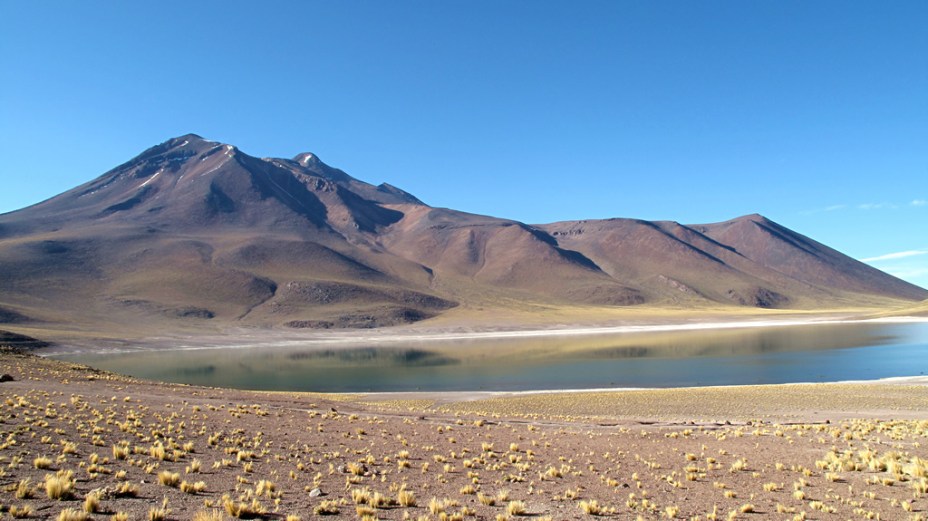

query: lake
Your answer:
[49,320,928,392]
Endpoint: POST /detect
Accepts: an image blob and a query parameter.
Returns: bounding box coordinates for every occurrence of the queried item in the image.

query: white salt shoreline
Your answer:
[44,314,928,355]
[323,315,928,344]
[39,315,928,398]
[353,374,928,403]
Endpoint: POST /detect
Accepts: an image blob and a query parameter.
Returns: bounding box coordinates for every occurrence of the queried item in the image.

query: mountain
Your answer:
[0,134,924,333]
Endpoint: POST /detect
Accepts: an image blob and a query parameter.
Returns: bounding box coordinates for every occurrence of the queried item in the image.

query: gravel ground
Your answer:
[1,350,927,520]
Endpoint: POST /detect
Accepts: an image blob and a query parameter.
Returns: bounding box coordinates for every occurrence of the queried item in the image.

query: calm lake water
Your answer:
[51,321,928,392]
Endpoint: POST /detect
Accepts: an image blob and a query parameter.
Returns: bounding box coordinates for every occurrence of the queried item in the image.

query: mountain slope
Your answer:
[692,214,927,301]
[0,134,924,333]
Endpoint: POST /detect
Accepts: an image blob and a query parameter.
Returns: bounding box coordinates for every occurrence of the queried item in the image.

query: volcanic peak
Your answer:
[0,134,925,333]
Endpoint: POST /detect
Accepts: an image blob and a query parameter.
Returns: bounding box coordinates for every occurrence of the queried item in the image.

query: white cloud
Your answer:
[800,204,847,215]
[861,250,928,262]
[803,200,918,215]
[857,202,898,210]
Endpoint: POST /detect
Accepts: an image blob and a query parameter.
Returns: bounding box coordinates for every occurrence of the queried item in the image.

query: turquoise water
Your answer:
[51,321,928,392]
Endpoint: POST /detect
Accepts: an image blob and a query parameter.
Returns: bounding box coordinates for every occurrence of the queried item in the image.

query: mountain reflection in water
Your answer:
[52,321,928,392]
[285,348,458,366]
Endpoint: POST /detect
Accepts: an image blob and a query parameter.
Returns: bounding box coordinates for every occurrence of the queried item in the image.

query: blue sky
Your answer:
[1,1,926,288]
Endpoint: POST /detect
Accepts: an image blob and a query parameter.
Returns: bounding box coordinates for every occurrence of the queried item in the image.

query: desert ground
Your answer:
[1,343,927,521]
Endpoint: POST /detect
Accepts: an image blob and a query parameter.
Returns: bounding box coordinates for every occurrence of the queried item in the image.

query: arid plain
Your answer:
[2,336,928,520]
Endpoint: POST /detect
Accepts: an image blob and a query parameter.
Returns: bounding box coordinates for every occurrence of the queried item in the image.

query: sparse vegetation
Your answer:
[580,499,604,515]
[507,500,527,516]
[0,347,926,521]
[45,470,75,500]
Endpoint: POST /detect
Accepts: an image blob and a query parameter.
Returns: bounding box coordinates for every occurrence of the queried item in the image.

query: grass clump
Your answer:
[579,499,604,515]
[112,444,129,460]
[115,481,140,497]
[56,509,89,521]
[192,510,225,521]
[398,488,417,507]
[45,470,75,500]
[83,490,101,513]
[9,505,33,519]
[181,480,207,494]
[158,470,181,487]
[429,497,458,515]
[147,498,171,521]
[256,479,276,497]
[14,478,33,499]
[314,500,340,515]
[223,495,266,518]
[507,500,527,516]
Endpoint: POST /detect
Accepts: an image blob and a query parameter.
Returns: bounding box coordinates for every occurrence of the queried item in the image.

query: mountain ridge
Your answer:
[0,134,924,333]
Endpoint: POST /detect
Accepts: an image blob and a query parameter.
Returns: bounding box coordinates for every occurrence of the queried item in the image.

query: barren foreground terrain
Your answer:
[1,350,927,520]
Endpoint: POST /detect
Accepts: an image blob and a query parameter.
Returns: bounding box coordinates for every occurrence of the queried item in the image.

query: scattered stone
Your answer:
[0,374,14,382]
[309,488,324,498]
[91,486,117,500]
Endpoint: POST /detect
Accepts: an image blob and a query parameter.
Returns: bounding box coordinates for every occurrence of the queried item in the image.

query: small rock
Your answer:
[0,374,14,382]
[309,488,323,498]
[91,486,116,500]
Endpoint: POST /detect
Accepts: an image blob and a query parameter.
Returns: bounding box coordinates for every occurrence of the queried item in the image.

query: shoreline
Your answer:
[33,315,928,400]
[38,314,928,355]
[352,374,928,402]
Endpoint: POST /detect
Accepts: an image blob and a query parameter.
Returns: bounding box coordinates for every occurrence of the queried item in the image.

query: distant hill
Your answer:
[1,134,924,332]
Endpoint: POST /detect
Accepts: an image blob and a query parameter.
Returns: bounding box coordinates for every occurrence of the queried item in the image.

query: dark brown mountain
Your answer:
[0,134,924,333]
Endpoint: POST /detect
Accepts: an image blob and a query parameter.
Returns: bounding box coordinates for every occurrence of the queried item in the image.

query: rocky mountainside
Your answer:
[1,134,924,331]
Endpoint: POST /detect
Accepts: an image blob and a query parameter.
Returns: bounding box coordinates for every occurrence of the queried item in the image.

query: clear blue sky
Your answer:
[1,1,926,288]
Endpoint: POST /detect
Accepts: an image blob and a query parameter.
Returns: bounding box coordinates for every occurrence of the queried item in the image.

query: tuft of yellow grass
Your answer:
[398,489,417,507]
[9,505,33,519]
[83,491,101,513]
[181,480,207,494]
[313,500,340,515]
[56,509,89,521]
[158,470,181,487]
[192,511,225,521]
[507,500,527,516]
[580,499,604,515]
[112,444,129,460]
[45,470,75,500]
[14,478,33,499]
